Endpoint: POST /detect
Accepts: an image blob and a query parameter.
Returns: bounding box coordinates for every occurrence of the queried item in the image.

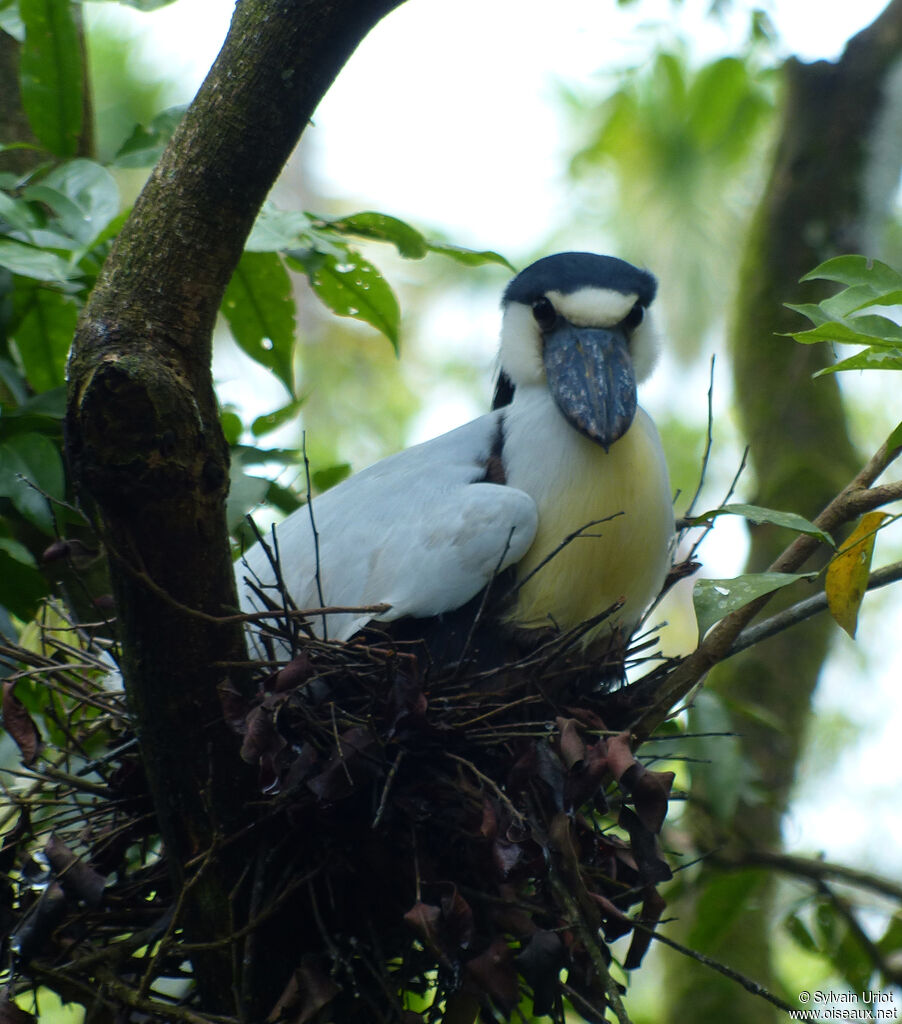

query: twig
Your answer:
[814,879,902,984]
[453,526,516,675]
[688,445,749,564]
[732,849,902,903]
[633,436,902,740]
[511,513,625,597]
[729,558,902,656]
[548,869,634,1024]
[301,432,328,639]
[633,921,795,1013]
[371,748,404,829]
[684,355,716,520]
[444,752,525,826]
[138,840,220,999]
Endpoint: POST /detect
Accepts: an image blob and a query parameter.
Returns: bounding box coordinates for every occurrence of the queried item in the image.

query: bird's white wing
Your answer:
[237,411,538,642]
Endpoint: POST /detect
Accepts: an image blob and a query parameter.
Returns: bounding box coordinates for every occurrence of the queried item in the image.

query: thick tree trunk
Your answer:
[64,0,406,1013]
[666,3,902,1020]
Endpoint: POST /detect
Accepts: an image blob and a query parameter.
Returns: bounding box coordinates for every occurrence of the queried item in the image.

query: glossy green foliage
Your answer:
[0,1,510,635]
[19,0,83,157]
[786,255,902,375]
[693,570,817,638]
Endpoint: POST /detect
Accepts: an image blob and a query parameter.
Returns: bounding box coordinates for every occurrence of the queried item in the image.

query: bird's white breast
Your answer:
[502,387,673,643]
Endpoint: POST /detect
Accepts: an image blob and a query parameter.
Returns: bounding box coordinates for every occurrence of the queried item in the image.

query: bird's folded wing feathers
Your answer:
[237,411,538,641]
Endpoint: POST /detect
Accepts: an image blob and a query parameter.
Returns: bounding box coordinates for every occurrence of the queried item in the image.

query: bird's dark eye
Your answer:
[622,301,645,330]
[531,296,557,330]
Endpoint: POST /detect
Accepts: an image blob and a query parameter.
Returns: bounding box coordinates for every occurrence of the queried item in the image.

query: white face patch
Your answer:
[498,302,545,387]
[546,286,638,328]
[499,288,662,389]
[628,311,660,384]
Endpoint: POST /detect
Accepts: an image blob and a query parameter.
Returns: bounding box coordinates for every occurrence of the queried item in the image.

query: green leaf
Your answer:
[90,0,180,10]
[12,285,78,391]
[0,431,65,533]
[219,409,243,446]
[681,689,746,821]
[287,248,401,352]
[113,105,187,168]
[0,1,25,41]
[876,914,902,960]
[689,870,767,949]
[0,190,45,240]
[19,0,84,157]
[693,571,817,637]
[784,911,819,954]
[785,301,833,328]
[233,444,300,468]
[251,398,304,438]
[789,317,902,348]
[801,254,902,292]
[312,463,351,492]
[425,241,514,269]
[887,420,902,451]
[835,926,873,995]
[819,284,902,318]
[226,464,270,532]
[0,537,37,568]
[315,212,428,260]
[246,204,312,253]
[221,251,295,394]
[689,503,834,547]
[7,387,67,420]
[23,160,120,246]
[262,478,303,515]
[813,347,902,376]
[0,239,77,283]
[0,539,47,620]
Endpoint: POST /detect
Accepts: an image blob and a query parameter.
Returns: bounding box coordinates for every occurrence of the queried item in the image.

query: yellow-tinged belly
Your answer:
[507,409,672,640]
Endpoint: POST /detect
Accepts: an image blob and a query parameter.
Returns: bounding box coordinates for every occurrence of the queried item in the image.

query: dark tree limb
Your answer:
[64,0,407,1013]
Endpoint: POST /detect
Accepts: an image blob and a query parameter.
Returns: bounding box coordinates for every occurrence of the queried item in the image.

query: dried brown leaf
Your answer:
[624,886,666,970]
[556,716,586,769]
[441,886,475,950]
[240,705,286,765]
[629,768,675,834]
[0,1002,36,1024]
[605,731,637,781]
[515,929,565,1015]
[587,891,634,941]
[1,681,41,766]
[44,834,106,908]
[403,900,444,953]
[274,654,314,693]
[464,936,519,1014]
[266,956,339,1024]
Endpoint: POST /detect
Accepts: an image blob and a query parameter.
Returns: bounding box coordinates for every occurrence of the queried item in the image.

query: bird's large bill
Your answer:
[542,324,637,451]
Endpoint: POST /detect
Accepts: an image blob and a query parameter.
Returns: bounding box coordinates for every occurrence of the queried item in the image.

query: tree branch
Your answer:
[729,558,902,656]
[634,437,902,740]
[64,0,407,1013]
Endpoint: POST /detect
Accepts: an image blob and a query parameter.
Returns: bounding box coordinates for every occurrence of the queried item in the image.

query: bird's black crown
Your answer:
[503,252,657,308]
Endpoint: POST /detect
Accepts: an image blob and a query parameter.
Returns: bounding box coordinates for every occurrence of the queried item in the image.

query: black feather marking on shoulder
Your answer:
[492,370,515,410]
[479,413,507,485]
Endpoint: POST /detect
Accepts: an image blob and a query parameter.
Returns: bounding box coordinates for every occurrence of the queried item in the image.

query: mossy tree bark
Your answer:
[64,0,406,1014]
[666,3,902,1020]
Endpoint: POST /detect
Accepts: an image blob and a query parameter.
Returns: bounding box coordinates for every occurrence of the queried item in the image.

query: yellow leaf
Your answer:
[826,511,888,638]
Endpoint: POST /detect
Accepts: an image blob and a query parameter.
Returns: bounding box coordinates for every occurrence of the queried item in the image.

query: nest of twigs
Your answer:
[218,600,680,1023]
[0,587,682,1024]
